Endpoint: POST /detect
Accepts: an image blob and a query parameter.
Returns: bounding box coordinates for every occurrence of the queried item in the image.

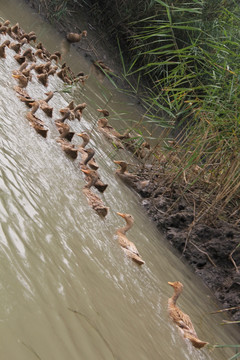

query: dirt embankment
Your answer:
[24,0,240,322]
[135,165,240,321]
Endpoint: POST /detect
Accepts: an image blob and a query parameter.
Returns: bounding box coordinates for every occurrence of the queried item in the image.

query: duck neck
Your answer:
[98,118,108,128]
[31,103,39,115]
[85,173,98,189]
[59,111,70,123]
[59,126,70,138]
[81,137,89,148]
[118,163,127,174]
[83,150,94,165]
[118,220,132,235]
[44,92,53,103]
[170,288,181,305]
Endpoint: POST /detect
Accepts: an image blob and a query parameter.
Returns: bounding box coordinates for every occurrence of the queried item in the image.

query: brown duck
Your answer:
[39,91,54,117]
[55,109,71,124]
[22,48,35,61]
[66,30,87,43]
[55,122,75,142]
[0,41,10,58]
[113,160,149,192]
[9,42,21,53]
[26,102,48,138]
[116,212,145,265]
[97,108,110,117]
[77,133,99,170]
[81,169,108,218]
[77,135,108,193]
[97,117,129,147]
[37,73,48,87]
[14,86,35,107]
[168,281,208,349]
[12,73,29,88]
[56,139,78,159]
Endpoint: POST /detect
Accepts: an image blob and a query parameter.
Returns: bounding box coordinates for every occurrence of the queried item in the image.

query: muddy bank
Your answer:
[23,0,240,321]
[135,165,240,321]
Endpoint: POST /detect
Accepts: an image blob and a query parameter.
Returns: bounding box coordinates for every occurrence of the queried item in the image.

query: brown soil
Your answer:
[135,165,240,321]
[24,0,240,322]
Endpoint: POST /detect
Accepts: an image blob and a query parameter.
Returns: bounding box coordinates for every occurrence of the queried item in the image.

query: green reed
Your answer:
[91,0,240,225]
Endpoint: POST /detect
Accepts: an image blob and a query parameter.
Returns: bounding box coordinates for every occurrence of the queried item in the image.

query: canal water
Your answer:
[0,1,239,359]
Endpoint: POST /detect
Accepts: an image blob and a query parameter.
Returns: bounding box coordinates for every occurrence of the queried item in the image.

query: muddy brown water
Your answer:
[0,1,239,359]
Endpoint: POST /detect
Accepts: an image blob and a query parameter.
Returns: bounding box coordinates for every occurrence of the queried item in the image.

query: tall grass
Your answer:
[90,0,240,225]
[37,0,240,224]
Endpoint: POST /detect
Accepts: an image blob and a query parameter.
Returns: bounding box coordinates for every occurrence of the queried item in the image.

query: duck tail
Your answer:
[184,334,208,349]
[122,248,145,265]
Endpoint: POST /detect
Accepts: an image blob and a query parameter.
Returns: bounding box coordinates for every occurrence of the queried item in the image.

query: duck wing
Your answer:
[168,304,197,337]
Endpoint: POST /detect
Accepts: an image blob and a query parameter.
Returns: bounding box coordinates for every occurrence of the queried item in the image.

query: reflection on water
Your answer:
[0,2,239,359]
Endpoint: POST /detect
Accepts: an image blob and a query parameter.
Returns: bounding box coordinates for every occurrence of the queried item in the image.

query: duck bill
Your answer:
[12,74,20,79]
[168,282,175,286]
[81,169,91,174]
[76,133,83,137]
[114,160,121,165]
[116,212,125,218]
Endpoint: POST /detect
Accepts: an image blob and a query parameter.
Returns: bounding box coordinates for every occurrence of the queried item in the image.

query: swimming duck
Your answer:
[43,61,52,73]
[20,31,36,43]
[72,74,89,86]
[114,160,150,192]
[50,51,61,63]
[55,109,71,124]
[73,102,87,121]
[79,147,99,171]
[36,42,51,58]
[81,169,108,218]
[14,86,35,107]
[12,62,35,80]
[14,54,26,64]
[0,41,9,58]
[26,102,48,138]
[76,132,89,149]
[97,108,110,117]
[22,48,35,61]
[116,212,145,265]
[94,60,113,74]
[55,122,75,142]
[9,42,21,53]
[114,160,139,188]
[77,135,108,192]
[11,23,21,38]
[56,68,67,82]
[56,139,78,159]
[168,281,208,349]
[39,91,54,117]
[98,117,130,139]
[0,26,7,35]
[76,133,99,169]
[12,73,29,88]
[34,64,45,74]
[66,30,87,43]
[26,102,44,125]
[97,118,127,149]
[37,73,48,87]
[34,49,45,60]
[48,65,58,77]
[3,20,11,27]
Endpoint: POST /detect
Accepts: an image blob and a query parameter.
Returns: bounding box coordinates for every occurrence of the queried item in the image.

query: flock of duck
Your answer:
[0,19,208,350]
